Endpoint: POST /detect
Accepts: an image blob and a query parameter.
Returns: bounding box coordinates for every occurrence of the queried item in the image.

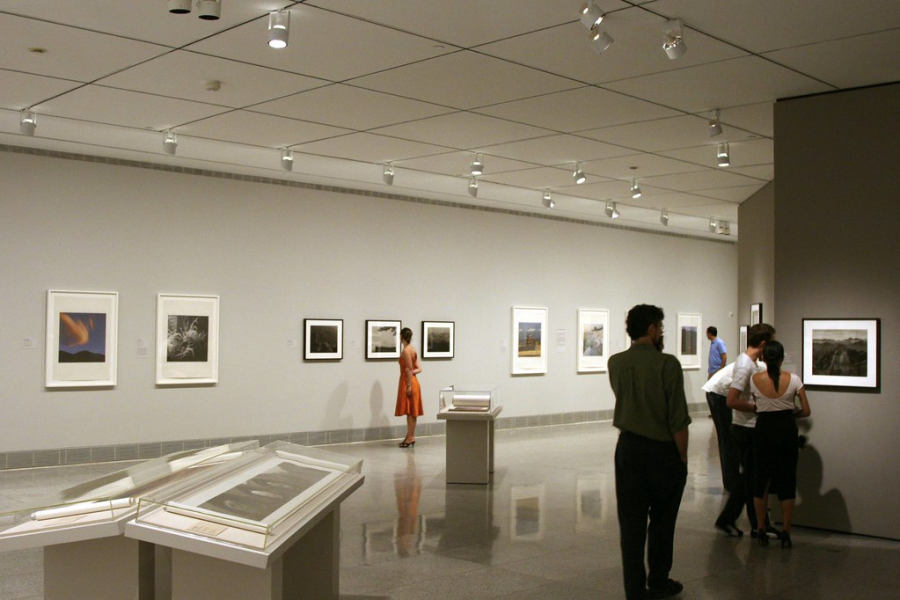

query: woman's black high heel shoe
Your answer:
[399,440,415,448]
[757,527,769,547]
[780,531,792,549]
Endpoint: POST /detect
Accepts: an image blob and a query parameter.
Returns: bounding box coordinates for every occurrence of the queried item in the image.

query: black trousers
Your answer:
[615,431,687,600]
[717,424,759,530]
[706,392,739,492]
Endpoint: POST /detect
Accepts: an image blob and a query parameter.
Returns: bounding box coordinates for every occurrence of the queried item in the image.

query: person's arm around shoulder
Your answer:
[726,358,756,412]
[794,375,811,418]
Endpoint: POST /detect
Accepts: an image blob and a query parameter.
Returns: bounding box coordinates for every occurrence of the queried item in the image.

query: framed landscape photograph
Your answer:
[45,290,118,388]
[366,320,401,360]
[577,308,609,373]
[739,325,748,354]
[421,321,454,359]
[156,294,219,385]
[676,313,702,370]
[512,306,548,375]
[750,303,763,325]
[304,319,343,361]
[803,318,880,390]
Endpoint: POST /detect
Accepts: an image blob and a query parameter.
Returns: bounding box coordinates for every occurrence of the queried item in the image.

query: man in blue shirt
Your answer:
[707,326,727,378]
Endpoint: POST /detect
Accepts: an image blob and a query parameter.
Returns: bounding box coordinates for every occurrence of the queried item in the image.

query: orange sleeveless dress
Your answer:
[395,349,423,417]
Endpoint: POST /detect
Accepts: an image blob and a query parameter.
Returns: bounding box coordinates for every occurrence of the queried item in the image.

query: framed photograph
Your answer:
[45,290,118,388]
[676,313,702,370]
[512,306,548,375]
[750,303,762,325]
[739,325,748,354]
[577,308,609,373]
[304,319,343,361]
[156,294,219,385]
[366,320,401,360]
[803,319,880,390]
[421,321,454,359]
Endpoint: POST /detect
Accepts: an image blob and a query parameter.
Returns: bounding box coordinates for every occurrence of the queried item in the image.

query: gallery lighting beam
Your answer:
[163,130,177,155]
[605,201,620,219]
[281,148,293,171]
[20,110,36,136]
[663,19,687,59]
[631,178,642,198]
[470,153,484,176]
[268,9,290,49]
[573,162,586,184]
[660,208,669,226]
[468,176,478,197]
[542,189,555,209]
[717,142,730,167]
[590,28,614,54]
[580,1,605,29]
[709,109,723,137]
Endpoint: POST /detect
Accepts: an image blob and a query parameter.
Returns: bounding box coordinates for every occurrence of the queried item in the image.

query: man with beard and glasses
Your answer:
[608,304,691,600]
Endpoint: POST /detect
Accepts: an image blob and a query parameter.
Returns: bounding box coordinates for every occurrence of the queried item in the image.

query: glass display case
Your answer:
[438,384,498,413]
[133,441,363,551]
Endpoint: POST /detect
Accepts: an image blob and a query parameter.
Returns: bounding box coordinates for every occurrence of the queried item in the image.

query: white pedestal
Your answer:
[44,536,157,600]
[438,407,502,484]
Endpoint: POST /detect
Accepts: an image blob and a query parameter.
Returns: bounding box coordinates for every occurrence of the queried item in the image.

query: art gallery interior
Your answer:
[1,1,899,598]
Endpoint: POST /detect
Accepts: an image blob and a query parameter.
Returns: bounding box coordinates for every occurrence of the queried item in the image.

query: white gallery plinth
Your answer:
[437,406,502,484]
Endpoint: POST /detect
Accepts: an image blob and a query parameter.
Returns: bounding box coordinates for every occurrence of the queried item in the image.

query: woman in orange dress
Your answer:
[395,327,423,447]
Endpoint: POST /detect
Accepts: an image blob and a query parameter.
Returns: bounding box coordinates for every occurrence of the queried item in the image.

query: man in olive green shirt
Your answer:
[608,304,691,600]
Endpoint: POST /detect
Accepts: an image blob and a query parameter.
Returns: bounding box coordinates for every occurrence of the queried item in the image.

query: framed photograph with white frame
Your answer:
[366,320,401,360]
[803,318,880,390]
[739,325,748,354]
[750,303,762,326]
[512,306,548,375]
[45,290,118,388]
[577,308,609,373]
[156,294,219,385]
[304,319,343,361]
[421,321,454,359]
[676,313,702,370]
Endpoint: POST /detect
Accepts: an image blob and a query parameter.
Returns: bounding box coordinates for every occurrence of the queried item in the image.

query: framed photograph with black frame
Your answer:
[803,318,880,390]
[421,321,454,359]
[304,319,343,361]
[750,303,762,326]
[45,289,118,388]
[676,313,702,370]
[156,294,219,385]
[366,320,401,360]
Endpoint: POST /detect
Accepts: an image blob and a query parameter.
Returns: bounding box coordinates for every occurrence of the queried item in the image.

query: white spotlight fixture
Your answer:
[660,208,669,226]
[605,201,620,220]
[383,163,394,185]
[197,0,221,20]
[542,189,555,209]
[708,217,717,233]
[470,153,484,176]
[163,130,177,155]
[590,28,614,54]
[708,109,723,137]
[580,1,605,29]
[281,148,294,171]
[268,9,290,49]
[573,162,586,185]
[20,109,36,136]
[168,0,192,14]
[663,19,687,59]
[630,178,642,198]
[719,220,731,235]
[717,142,730,167]
[468,176,478,197]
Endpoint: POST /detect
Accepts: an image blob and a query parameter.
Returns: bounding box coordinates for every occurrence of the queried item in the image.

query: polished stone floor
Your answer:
[1,417,898,599]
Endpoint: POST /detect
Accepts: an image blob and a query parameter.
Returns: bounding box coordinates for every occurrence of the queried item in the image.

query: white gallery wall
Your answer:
[0,150,737,453]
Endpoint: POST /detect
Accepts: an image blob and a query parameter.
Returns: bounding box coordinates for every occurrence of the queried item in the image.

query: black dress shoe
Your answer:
[649,579,683,599]
[715,521,744,537]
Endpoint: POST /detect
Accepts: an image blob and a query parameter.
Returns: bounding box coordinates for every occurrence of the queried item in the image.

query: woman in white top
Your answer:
[750,340,811,548]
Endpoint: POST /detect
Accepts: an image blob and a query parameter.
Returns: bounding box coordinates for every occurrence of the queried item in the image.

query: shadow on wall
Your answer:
[323,381,353,431]
[369,381,386,427]
[796,422,851,533]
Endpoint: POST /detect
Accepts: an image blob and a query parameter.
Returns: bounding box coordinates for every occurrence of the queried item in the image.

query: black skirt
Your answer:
[752,410,798,500]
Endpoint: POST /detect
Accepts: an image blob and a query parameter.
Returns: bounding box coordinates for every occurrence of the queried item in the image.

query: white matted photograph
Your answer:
[366,320,401,360]
[156,294,219,385]
[512,306,548,375]
[421,321,454,359]
[750,303,762,325]
[803,318,880,390]
[577,308,609,373]
[45,290,118,388]
[676,313,702,370]
[304,319,343,361]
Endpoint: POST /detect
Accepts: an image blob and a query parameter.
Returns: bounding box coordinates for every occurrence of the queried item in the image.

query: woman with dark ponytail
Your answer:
[749,340,811,547]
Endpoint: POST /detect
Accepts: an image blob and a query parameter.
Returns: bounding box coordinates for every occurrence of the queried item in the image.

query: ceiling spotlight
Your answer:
[709,217,717,233]
[573,162,586,185]
[660,209,669,226]
[197,0,221,20]
[281,148,294,171]
[708,109,723,137]
[719,220,731,235]
[631,178,642,198]
[542,189,555,209]
[383,163,394,185]
[168,0,192,14]
[580,1,605,29]
[605,201,620,220]
[163,130,177,155]
[20,110,36,136]
[590,28,614,54]
[717,142,730,167]
[663,19,687,59]
[468,176,478,197]
[268,9,290,49]
[470,153,484,176]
